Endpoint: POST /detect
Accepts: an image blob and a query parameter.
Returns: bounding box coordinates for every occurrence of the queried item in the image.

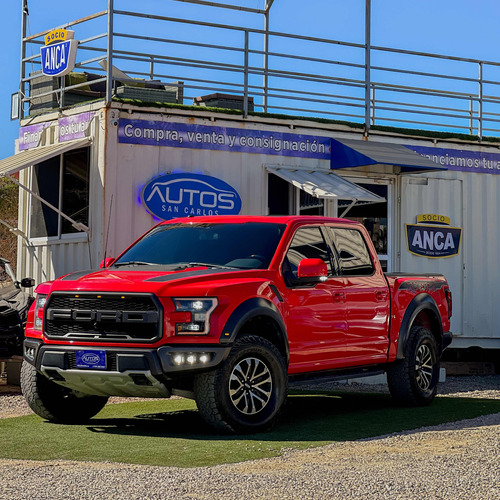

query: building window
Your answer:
[30,148,90,238]
[339,182,389,272]
[299,190,324,216]
[267,173,324,216]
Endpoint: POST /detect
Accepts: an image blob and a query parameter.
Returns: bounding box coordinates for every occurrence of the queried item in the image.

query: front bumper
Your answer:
[23,339,231,398]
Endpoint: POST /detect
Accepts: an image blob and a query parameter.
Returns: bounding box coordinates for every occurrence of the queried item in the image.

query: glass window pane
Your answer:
[114,223,286,269]
[61,148,90,234]
[30,157,60,238]
[328,228,374,276]
[285,227,332,278]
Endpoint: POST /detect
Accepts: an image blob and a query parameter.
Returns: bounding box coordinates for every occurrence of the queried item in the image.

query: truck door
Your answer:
[283,226,348,374]
[325,226,391,365]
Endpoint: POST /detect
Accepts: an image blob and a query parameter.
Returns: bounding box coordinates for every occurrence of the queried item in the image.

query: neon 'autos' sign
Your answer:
[141,172,242,220]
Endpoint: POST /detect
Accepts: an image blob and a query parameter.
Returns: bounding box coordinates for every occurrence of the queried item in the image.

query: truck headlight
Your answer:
[172,298,217,335]
[34,294,47,331]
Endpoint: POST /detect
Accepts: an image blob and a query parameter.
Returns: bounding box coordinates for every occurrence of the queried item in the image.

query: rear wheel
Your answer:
[387,326,440,406]
[194,335,288,434]
[21,361,108,423]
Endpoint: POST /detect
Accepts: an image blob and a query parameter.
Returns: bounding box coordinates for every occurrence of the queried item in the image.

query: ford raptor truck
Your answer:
[21,216,452,433]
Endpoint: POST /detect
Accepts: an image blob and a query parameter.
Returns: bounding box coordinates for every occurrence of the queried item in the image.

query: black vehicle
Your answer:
[0,258,34,357]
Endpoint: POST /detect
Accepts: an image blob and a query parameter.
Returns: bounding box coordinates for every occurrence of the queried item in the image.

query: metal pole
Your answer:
[370,85,375,126]
[263,9,269,112]
[478,62,483,140]
[469,95,473,135]
[106,0,114,104]
[20,0,28,120]
[244,30,249,118]
[364,0,371,135]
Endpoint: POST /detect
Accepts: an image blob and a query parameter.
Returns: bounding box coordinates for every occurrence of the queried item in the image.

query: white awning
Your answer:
[0,138,92,177]
[266,165,385,203]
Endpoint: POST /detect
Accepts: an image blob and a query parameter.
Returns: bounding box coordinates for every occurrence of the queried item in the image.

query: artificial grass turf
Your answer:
[1,392,500,468]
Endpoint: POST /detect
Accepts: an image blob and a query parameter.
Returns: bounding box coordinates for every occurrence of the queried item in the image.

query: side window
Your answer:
[328,227,374,276]
[283,227,332,281]
[30,148,90,239]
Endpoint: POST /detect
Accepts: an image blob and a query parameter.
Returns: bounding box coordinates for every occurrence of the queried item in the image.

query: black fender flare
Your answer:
[396,293,444,360]
[219,298,289,362]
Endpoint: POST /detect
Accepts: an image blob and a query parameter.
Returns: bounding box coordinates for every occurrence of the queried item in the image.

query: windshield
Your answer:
[113,222,286,270]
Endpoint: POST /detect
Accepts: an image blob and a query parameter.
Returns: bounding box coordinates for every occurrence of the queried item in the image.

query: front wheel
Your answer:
[194,335,288,434]
[20,361,109,423]
[387,326,440,406]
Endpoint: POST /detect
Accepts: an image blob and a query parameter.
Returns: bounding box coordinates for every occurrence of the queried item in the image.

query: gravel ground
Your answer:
[1,375,500,499]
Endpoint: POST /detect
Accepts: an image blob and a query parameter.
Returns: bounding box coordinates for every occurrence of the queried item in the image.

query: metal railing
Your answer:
[18,0,500,140]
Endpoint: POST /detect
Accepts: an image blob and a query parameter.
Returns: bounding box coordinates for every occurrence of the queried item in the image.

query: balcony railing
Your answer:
[19,0,500,140]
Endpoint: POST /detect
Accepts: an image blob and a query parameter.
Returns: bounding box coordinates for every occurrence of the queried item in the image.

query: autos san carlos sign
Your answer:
[141,172,242,220]
[406,213,462,258]
[40,29,78,77]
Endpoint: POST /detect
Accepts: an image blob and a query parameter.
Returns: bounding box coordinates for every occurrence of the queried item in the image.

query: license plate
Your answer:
[76,350,107,370]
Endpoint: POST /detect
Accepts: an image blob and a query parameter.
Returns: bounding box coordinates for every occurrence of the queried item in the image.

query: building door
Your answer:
[399,176,464,336]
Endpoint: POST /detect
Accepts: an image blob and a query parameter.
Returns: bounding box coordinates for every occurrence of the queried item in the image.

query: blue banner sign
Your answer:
[406,145,500,176]
[406,224,462,258]
[119,119,331,159]
[141,172,242,220]
[41,39,78,77]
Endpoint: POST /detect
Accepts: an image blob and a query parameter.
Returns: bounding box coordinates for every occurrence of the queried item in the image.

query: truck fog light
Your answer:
[173,354,185,365]
[25,346,35,360]
[199,354,210,364]
[187,354,196,364]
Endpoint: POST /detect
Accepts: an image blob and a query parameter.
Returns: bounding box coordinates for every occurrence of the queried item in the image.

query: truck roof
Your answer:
[162,215,360,225]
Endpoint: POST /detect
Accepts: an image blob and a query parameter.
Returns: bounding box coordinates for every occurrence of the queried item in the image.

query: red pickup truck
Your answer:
[21,216,452,433]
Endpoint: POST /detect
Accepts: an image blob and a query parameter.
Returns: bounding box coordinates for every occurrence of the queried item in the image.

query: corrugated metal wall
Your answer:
[400,170,500,347]
[17,108,104,285]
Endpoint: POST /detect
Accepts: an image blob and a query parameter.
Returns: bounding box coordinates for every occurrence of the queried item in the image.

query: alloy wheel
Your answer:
[229,357,272,415]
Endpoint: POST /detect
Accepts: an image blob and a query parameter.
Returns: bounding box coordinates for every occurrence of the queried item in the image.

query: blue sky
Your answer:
[2,0,500,159]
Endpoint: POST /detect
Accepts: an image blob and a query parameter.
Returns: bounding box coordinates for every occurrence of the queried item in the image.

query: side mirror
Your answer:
[293,258,328,285]
[100,257,115,269]
[20,277,35,288]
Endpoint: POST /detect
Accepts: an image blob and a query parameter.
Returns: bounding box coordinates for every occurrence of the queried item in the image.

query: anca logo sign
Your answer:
[41,29,78,77]
[406,213,462,258]
[141,173,242,220]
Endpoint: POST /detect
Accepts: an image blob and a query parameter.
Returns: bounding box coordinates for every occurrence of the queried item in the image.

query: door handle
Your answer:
[332,292,346,302]
[376,291,388,301]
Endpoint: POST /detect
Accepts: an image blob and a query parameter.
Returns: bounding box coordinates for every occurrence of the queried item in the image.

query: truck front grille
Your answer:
[44,293,162,343]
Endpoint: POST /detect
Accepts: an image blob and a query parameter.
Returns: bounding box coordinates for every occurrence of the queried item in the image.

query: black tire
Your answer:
[194,335,288,434]
[387,326,440,406]
[20,361,108,423]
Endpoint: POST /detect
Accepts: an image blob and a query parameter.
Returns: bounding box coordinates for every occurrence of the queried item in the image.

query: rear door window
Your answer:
[327,227,374,276]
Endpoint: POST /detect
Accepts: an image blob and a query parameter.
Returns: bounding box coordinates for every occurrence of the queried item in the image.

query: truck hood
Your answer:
[46,266,270,296]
